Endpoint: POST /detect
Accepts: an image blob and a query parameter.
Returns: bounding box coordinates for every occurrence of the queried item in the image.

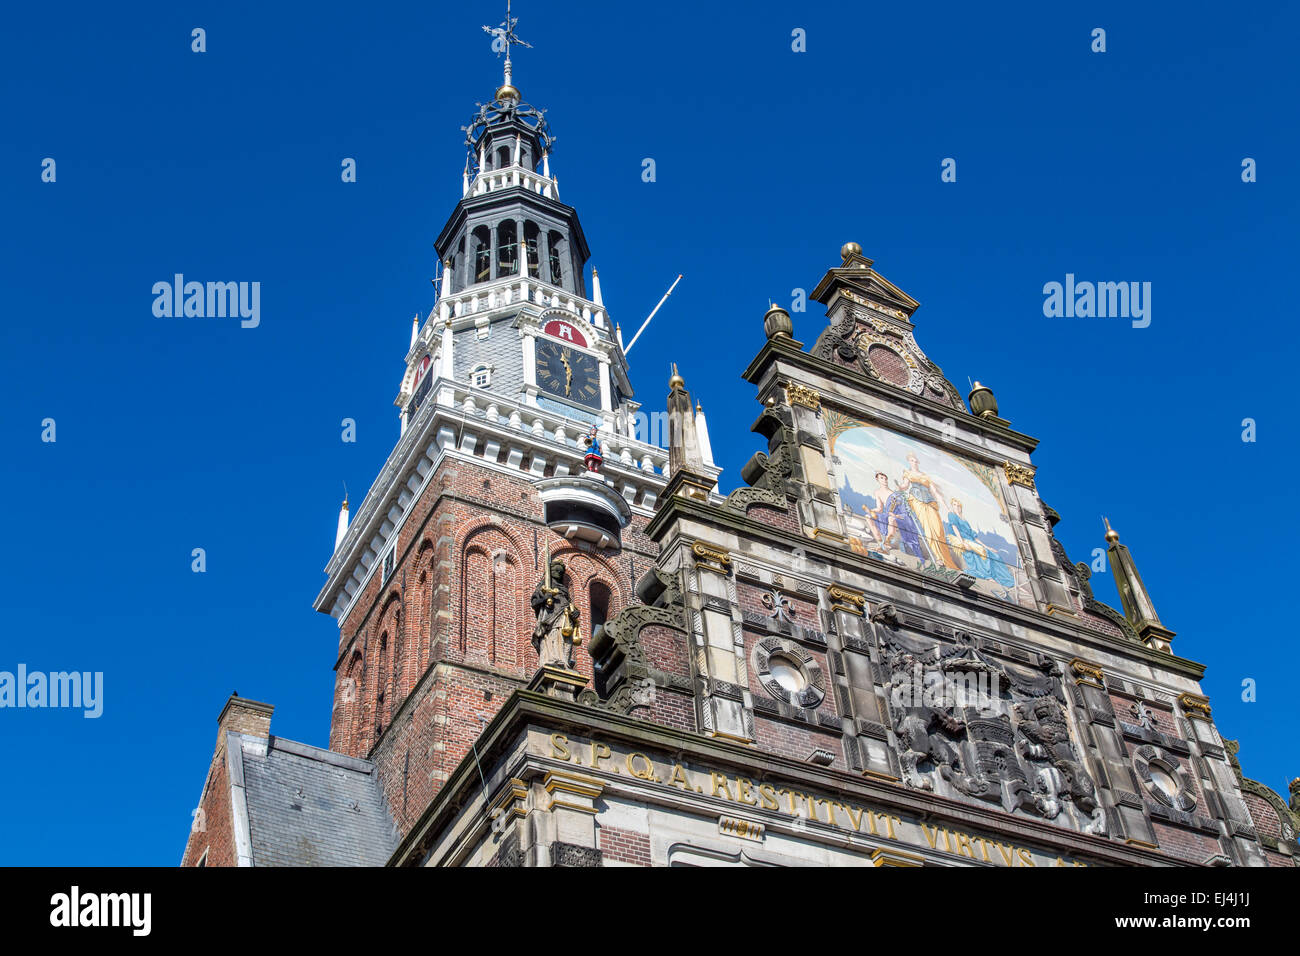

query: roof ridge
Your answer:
[262,734,377,774]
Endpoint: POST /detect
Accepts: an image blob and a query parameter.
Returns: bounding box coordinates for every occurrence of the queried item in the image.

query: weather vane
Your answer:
[482,0,532,60]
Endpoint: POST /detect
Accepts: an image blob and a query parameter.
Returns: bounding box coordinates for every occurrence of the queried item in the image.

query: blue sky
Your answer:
[1,2,1295,865]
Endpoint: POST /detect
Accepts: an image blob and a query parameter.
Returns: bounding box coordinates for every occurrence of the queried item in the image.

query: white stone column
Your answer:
[695,403,715,467]
[334,501,349,552]
[523,332,537,388]
[599,359,612,412]
[438,319,456,407]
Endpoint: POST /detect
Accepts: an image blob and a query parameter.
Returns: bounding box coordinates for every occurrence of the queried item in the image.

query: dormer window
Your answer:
[470,365,492,388]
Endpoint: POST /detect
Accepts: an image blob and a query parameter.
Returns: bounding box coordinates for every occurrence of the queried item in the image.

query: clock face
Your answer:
[536,339,601,410]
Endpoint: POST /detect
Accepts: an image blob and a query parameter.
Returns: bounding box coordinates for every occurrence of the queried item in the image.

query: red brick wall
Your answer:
[329,456,658,754]
[324,454,661,834]
[640,623,688,675]
[598,824,651,866]
[752,714,842,764]
[745,502,800,535]
[1243,792,1283,840]
[370,662,523,834]
[1150,821,1222,864]
[648,687,696,733]
[180,746,234,867]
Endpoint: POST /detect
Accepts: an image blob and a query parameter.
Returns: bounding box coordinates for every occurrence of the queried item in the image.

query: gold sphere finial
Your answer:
[669,362,685,391]
[1103,517,1119,544]
[841,241,863,260]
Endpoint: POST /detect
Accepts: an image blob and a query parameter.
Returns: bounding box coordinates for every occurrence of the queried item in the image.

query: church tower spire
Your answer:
[392,0,642,442]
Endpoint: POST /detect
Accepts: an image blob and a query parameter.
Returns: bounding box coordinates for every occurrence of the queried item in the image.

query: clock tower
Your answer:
[309,14,719,834]
[393,46,637,444]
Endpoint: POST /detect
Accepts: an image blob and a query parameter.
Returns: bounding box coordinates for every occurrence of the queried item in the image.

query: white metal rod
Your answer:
[625,274,682,354]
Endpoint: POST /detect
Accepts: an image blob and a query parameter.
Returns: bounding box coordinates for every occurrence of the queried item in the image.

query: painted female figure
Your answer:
[864,471,929,561]
[902,453,959,569]
[944,498,1015,588]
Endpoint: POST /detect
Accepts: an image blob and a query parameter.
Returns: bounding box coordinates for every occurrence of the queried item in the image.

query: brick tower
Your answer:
[310,42,714,834]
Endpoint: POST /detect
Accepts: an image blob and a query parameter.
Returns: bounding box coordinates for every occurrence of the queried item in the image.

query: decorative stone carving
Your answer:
[585,567,688,714]
[752,636,825,709]
[1131,700,1157,731]
[549,842,602,867]
[887,648,968,793]
[880,627,1105,834]
[1015,694,1104,830]
[1003,461,1037,490]
[1068,658,1106,688]
[1177,693,1212,722]
[811,307,964,409]
[691,540,732,574]
[725,405,796,513]
[496,832,522,868]
[828,584,866,616]
[1130,745,1198,813]
[588,603,683,713]
[786,383,822,412]
[869,602,901,627]
[1224,740,1300,847]
[760,588,795,623]
[531,557,580,669]
[1068,558,1142,643]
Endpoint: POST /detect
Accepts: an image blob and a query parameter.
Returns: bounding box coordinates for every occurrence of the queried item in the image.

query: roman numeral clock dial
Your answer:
[535,338,601,409]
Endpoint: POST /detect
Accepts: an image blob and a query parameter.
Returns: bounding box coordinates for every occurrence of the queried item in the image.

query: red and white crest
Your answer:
[542,317,588,349]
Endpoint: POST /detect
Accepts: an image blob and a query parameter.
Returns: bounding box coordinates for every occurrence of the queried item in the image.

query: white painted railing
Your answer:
[435,277,606,329]
[440,381,671,477]
[468,164,557,199]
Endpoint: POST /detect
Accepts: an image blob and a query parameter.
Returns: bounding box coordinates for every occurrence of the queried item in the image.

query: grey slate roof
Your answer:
[236,734,399,867]
[452,311,527,400]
